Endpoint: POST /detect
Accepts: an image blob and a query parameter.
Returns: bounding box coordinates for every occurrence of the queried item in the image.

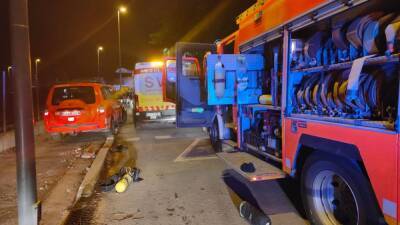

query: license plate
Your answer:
[146,112,161,119]
[68,117,75,122]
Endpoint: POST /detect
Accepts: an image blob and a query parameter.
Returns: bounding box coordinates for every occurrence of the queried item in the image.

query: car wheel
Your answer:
[51,133,62,141]
[121,109,127,124]
[301,153,383,225]
[105,118,118,136]
[209,119,222,152]
[111,117,119,135]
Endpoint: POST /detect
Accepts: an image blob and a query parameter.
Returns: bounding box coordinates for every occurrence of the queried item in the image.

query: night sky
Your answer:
[0,0,254,86]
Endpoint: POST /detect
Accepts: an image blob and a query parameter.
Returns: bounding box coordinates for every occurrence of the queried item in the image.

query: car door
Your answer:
[101,86,120,120]
[162,57,177,103]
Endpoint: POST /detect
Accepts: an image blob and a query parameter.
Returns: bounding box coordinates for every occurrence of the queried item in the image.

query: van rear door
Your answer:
[175,42,216,127]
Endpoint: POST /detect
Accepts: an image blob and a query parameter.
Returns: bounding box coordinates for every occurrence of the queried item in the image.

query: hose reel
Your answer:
[293,67,397,120]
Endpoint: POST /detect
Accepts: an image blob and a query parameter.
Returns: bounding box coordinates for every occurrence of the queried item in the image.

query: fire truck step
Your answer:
[223,170,307,224]
[222,140,238,152]
[217,152,286,182]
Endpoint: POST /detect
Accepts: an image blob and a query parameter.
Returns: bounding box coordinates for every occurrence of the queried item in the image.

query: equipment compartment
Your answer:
[287,2,400,130]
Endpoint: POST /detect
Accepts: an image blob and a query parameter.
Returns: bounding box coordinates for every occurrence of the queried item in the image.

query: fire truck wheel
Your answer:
[209,120,222,152]
[301,153,382,225]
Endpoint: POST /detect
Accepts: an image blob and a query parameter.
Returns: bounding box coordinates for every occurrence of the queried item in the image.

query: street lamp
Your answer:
[97,46,103,77]
[34,58,41,122]
[3,66,13,133]
[117,6,127,85]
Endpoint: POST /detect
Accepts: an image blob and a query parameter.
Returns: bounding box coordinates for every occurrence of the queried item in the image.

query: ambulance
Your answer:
[133,61,175,124]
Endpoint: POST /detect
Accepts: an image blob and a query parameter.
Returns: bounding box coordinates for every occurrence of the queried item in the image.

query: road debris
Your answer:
[115,167,141,193]
[112,212,134,221]
[99,175,120,192]
[100,167,142,193]
[111,144,128,153]
[81,152,96,159]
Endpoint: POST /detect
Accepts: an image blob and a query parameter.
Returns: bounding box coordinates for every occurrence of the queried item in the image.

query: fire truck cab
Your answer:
[166,0,400,224]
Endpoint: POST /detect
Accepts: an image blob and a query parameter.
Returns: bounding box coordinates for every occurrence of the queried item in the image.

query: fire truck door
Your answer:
[175,42,216,128]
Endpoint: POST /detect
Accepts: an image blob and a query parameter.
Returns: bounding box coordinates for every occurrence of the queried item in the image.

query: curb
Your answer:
[59,135,114,225]
[76,135,114,199]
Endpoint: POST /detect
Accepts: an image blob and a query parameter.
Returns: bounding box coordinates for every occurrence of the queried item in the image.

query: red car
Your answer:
[44,82,123,139]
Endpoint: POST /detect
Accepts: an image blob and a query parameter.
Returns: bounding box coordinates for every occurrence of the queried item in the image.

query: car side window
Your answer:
[101,87,112,100]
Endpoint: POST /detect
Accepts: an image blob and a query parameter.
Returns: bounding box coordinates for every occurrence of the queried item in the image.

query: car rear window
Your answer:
[52,86,96,105]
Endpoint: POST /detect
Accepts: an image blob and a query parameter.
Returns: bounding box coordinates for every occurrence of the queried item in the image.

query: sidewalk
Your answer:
[0,131,105,225]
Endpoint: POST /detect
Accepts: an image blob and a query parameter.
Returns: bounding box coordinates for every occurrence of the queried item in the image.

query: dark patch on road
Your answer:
[65,130,138,225]
[64,191,100,225]
[184,139,214,158]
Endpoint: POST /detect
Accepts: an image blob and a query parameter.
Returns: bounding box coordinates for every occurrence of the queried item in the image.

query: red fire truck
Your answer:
[164,0,400,224]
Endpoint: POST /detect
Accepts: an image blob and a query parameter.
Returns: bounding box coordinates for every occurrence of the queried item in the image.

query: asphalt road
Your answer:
[66,121,249,225]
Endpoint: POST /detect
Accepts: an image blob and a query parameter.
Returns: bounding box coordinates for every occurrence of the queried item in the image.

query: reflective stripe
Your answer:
[137,105,175,112]
[383,199,397,219]
[285,158,291,168]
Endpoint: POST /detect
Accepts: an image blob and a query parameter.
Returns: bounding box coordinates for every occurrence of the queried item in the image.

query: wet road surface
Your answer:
[66,122,248,225]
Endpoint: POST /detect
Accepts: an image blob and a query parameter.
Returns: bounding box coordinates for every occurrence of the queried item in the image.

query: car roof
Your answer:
[52,82,104,88]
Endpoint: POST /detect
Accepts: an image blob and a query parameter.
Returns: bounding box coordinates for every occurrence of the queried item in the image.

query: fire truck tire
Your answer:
[301,153,382,225]
[209,119,222,152]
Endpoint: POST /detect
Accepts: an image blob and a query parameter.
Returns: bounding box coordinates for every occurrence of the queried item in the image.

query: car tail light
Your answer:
[44,110,49,116]
[97,106,106,114]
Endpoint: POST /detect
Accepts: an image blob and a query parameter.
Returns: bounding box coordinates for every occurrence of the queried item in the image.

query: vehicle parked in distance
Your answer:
[133,61,175,125]
[44,82,123,139]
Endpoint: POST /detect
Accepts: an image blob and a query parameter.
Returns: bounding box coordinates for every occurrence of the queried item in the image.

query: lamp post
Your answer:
[10,0,39,223]
[3,66,12,133]
[2,70,6,133]
[117,6,127,85]
[97,46,103,77]
[34,58,40,122]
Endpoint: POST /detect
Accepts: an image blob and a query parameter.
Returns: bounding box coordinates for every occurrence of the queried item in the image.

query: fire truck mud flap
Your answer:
[222,169,307,225]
